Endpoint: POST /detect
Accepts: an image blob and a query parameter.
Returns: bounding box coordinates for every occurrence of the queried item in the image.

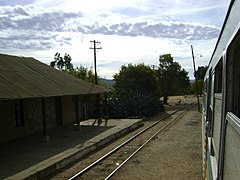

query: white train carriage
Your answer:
[202,0,240,179]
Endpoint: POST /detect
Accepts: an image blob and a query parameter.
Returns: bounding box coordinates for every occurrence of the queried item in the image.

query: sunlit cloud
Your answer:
[0,0,229,79]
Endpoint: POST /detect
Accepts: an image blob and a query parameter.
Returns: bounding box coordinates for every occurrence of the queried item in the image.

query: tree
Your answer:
[63,53,73,71]
[50,52,73,72]
[111,63,163,117]
[190,66,207,96]
[68,66,97,84]
[114,63,160,97]
[195,66,208,80]
[191,79,204,96]
[50,53,99,84]
[158,54,190,104]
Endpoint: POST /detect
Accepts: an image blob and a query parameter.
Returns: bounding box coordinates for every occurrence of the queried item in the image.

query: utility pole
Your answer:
[191,45,200,111]
[90,40,102,121]
[90,40,102,85]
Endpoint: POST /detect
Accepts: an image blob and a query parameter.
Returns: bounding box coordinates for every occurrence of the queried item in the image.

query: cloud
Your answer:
[0,5,83,31]
[0,4,220,45]
[32,0,150,14]
[80,21,220,40]
[0,29,75,51]
[112,7,151,17]
[0,0,229,79]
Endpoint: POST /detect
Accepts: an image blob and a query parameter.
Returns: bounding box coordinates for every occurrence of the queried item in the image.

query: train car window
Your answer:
[227,33,240,118]
[203,77,207,93]
[212,60,223,158]
[205,78,208,92]
[214,59,223,93]
[232,44,240,117]
[210,72,215,108]
[203,79,208,113]
[206,69,213,137]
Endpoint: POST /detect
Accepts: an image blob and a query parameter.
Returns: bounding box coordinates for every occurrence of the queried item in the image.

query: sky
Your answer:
[0,0,230,79]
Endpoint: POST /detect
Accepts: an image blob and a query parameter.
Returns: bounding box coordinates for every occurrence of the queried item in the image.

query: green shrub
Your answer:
[104,89,164,118]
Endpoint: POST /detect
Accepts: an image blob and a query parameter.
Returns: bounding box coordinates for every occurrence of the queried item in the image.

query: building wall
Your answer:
[0,97,56,143]
[25,98,56,134]
[61,96,75,125]
[0,95,94,143]
[0,100,15,142]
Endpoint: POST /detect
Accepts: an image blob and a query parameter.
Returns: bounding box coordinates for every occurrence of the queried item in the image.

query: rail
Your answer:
[69,97,194,180]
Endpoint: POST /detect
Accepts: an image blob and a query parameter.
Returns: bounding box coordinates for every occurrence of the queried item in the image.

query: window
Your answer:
[15,100,24,127]
[214,59,223,93]
[211,60,223,157]
[232,44,240,117]
[226,32,240,118]
[206,69,213,137]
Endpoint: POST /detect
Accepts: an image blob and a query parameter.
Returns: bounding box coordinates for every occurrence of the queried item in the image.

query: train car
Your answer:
[202,0,240,179]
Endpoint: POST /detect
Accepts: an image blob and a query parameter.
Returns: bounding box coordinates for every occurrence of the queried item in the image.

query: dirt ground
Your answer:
[49,96,202,180]
[112,96,203,180]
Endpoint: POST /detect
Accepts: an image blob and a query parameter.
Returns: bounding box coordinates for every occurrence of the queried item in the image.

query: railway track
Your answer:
[51,97,195,180]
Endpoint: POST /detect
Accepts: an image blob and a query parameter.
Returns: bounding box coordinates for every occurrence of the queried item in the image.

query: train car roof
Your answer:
[204,0,240,80]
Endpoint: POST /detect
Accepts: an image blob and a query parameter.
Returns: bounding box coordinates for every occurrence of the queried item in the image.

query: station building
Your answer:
[0,54,107,143]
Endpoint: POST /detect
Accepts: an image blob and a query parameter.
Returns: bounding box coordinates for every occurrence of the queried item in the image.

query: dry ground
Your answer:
[50,96,202,180]
[112,96,202,179]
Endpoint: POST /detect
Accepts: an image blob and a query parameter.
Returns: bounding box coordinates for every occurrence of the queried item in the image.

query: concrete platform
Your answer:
[0,118,143,179]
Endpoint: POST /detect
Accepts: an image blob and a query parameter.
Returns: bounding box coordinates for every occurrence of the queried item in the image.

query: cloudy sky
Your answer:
[0,0,230,79]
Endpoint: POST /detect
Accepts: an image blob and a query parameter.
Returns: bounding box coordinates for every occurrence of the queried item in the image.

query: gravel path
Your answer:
[112,103,202,180]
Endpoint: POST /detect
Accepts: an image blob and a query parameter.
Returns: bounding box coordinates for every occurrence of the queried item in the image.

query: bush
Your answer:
[104,90,164,118]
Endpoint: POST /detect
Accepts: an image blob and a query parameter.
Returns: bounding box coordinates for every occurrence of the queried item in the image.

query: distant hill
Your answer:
[100,78,195,87]
[100,78,115,88]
